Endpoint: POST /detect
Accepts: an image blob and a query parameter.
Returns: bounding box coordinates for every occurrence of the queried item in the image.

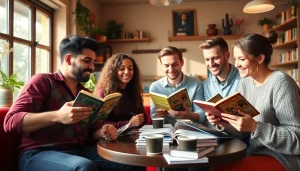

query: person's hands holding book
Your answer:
[205,112,223,126]
[169,105,198,121]
[55,101,93,124]
[221,110,257,132]
[129,113,144,127]
[154,109,168,118]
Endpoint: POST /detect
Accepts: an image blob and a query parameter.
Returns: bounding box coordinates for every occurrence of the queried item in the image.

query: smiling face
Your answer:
[70,48,96,82]
[233,46,258,78]
[117,58,134,88]
[160,54,183,81]
[203,46,229,77]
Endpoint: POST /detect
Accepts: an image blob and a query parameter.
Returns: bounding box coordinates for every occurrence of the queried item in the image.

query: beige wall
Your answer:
[53,0,101,71]
[52,1,285,77]
[100,1,284,77]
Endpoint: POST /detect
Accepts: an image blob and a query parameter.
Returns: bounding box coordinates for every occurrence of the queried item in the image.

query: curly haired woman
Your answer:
[94,53,147,129]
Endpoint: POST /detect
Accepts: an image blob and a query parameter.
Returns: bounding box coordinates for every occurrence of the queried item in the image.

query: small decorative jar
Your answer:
[206,24,218,36]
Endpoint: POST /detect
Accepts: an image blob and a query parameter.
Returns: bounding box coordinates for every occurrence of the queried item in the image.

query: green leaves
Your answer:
[0,70,24,92]
[81,72,96,92]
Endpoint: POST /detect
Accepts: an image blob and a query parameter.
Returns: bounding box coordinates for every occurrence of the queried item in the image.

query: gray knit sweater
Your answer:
[224,71,300,171]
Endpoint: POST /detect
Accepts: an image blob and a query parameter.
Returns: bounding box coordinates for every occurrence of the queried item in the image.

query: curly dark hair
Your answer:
[94,53,143,107]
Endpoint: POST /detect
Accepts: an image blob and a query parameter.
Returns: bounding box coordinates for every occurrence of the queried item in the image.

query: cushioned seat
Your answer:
[210,156,285,171]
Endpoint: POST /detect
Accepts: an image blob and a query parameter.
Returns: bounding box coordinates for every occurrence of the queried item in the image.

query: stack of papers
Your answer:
[163,154,208,164]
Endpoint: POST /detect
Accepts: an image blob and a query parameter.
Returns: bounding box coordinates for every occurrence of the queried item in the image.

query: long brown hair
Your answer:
[94,53,143,106]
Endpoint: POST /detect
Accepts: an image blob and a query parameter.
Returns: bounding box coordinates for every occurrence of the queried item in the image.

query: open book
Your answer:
[139,126,217,147]
[73,90,122,124]
[193,92,259,118]
[149,88,191,111]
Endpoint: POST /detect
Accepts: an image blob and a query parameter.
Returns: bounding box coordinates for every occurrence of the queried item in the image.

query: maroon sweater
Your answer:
[4,72,102,155]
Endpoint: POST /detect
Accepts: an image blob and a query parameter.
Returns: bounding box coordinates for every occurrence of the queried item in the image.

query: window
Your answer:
[0,0,53,99]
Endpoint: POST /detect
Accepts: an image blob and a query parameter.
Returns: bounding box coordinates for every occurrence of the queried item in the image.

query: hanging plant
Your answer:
[73,0,92,35]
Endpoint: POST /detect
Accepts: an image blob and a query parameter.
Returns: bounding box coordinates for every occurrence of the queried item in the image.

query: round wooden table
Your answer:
[97,134,247,169]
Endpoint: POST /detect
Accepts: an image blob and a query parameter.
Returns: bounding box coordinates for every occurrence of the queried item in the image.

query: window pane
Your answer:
[36,48,49,73]
[13,42,30,82]
[36,10,50,46]
[0,39,9,75]
[0,0,8,34]
[13,42,30,100]
[14,0,31,40]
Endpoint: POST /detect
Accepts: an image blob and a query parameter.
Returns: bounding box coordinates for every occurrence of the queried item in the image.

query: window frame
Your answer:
[0,0,54,76]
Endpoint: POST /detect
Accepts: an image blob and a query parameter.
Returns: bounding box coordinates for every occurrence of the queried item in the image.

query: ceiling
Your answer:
[96,0,286,6]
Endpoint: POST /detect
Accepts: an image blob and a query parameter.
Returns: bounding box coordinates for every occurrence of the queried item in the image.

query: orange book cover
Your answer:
[193,92,259,118]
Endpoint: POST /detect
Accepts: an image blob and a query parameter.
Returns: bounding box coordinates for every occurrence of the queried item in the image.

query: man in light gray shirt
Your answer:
[149,46,205,125]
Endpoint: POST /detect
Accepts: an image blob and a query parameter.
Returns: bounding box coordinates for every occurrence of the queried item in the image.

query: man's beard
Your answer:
[71,62,93,82]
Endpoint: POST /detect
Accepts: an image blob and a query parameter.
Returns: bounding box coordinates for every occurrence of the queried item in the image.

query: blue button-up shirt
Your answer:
[149,74,205,123]
[203,64,240,100]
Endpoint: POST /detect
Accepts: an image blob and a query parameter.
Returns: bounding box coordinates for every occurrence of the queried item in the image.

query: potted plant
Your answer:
[91,27,107,42]
[73,0,93,35]
[0,41,24,107]
[258,17,275,31]
[286,0,300,17]
[106,20,123,39]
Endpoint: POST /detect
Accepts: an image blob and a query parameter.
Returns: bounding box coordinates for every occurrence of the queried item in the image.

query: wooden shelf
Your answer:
[168,35,242,41]
[270,17,297,32]
[270,60,298,67]
[273,39,298,49]
[107,38,150,43]
[94,62,104,65]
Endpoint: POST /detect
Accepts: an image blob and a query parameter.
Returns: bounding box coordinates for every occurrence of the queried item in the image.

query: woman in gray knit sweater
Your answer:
[206,32,300,171]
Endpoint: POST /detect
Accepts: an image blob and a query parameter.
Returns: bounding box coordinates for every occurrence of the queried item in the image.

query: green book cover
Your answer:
[73,90,122,124]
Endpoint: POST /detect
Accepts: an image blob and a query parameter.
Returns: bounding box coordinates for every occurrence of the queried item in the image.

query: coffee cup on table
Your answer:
[145,134,164,154]
[177,135,198,151]
[152,117,164,129]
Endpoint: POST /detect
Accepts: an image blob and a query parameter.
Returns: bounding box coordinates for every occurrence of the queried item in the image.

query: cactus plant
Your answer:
[222,14,233,35]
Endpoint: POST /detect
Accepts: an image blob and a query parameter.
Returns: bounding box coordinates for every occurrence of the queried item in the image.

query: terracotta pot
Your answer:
[0,87,13,107]
[263,24,270,31]
[206,24,218,36]
[94,34,102,42]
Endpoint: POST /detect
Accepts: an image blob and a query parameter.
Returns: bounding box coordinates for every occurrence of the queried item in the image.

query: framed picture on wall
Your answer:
[172,9,197,37]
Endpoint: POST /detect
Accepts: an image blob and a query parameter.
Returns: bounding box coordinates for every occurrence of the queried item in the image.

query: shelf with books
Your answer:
[273,39,297,49]
[106,38,151,43]
[168,35,242,41]
[270,7,300,84]
[270,17,297,32]
[270,60,298,67]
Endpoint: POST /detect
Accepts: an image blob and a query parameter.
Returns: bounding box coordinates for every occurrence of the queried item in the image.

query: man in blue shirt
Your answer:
[149,46,205,124]
[199,37,240,101]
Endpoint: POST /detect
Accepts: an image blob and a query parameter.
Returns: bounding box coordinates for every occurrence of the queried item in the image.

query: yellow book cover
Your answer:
[193,92,259,118]
[150,88,191,111]
[73,90,122,124]
[207,94,223,103]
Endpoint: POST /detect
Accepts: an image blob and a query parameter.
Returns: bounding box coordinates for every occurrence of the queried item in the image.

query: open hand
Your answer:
[55,101,92,124]
[221,110,257,132]
[129,114,144,127]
